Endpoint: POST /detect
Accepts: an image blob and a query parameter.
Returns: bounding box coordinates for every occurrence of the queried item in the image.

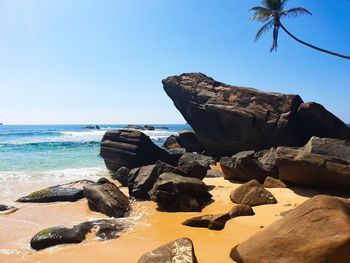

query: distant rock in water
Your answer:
[84,125,100,129]
[100,129,173,171]
[162,73,350,157]
[125,124,156,130]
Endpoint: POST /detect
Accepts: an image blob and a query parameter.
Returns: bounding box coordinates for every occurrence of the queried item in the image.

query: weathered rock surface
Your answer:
[182,213,231,230]
[17,180,93,203]
[276,137,350,191]
[83,178,130,217]
[100,129,173,171]
[148,173,212,212]
[162,130,203,153]
[230,195,350,263]
[229,204,255,218]
[162,73,350,157]
[162,135,181,149]
[178,153,215,180]
[137,238,198,263]
[31,219,126,250]
[129,161,185,199]
[263,176,287,188]
[230,180,277,206]
[112,166,130,186]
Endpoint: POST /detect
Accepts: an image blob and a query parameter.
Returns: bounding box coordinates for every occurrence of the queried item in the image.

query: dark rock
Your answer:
[84,125,100,129]
[263,176,287,188]
[148,173,212,212]
[137,238,198,263]
[83,178,130,217]
[230,195,350,263]
[100,129,173,171]
[125,125,143,130]
[178,153,215,180]
[162,135,180,149]
[178,130,204,153]
[17,180,93,203]
[30,219,126,250]
[276,137,350,191]
[0,204,18,214]
[112,166,130,186]
[229,204,255,218]
[144,125,155,130]
[166,147,186,163]
[255,147,279,178]
[182,213,231,230]
[230,180,277,206]
[129,161,185,199]
[162,73,350,157]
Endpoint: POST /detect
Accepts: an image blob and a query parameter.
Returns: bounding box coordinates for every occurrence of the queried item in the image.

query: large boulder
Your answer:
[182,213,231,230]
[100,129,173,171]
[230,180,277,207]
[178,153,215,180]
[230,195,350,263]
[129,161,185,199]
[31,219,126,250]
[17,180,93,203]
[83,178,130,217]
[137,238,197,263]
[276,137,350,191]
[162,73,350,157]
[148,173,212,212]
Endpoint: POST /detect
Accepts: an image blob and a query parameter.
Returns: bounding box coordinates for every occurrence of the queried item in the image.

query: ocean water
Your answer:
[0,124,189,203]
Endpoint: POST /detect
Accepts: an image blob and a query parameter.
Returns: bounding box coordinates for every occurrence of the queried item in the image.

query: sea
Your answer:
[0,124,189,204]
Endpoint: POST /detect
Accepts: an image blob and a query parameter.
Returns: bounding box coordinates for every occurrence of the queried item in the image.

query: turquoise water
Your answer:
[0,124,189,172]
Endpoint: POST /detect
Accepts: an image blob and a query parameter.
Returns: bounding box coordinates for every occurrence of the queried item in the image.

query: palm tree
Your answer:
[250,0,350,59]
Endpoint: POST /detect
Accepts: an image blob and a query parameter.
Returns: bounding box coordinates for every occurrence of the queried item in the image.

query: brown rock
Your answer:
[263,176,287,188]
[182,213,231,230]
[229,204,255,218]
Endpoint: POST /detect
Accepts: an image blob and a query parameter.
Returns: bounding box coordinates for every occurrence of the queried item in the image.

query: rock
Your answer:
[125,125,143,130]
[100,129,173,171]
[178,130,204,153]
[137,238,198,263]
[206,169,224,178]
[17,180,93,203]
[263,176,287,188]
[230,180,277,206]
[162,135,180,149]
[230,195,350,263]
[0,204,18,214]
[83,178,130,217]
[162,73,350,157]
[229,204,255,218]
[144,125,155,130]
[31,219,126,250]
[220,150,277,183]
[255,147,279,178]
[182,213,231,230]
[148,173,212,212]
[276,137,350,191]
[84,125,100,129]
[112,166,130,186]
[166,147,186,163]
[178,153,215,180]
[129,161,185,199]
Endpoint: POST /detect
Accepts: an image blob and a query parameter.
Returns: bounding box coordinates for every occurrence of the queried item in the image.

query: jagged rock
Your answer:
[263,176,287,188]
[178,153,215,180]
[83,178,130,217]
[100,129,173,171]
[230,180,277,207]
[17,180,93,203]
[137,238,198,263]
[220,150,277,183]
[148,173,212,212]
[230,195,350,263]
[112,166,130,186]
[30,219,126,250]
[276,137,350,191]
[129,161,185,199]
[162,73,350,157]
[182,213,231,230]
[229,204,255,218]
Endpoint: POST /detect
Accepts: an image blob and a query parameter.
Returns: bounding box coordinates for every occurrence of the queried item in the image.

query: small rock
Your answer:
[182,213,231,230]
[263,176,287,188]
[112,166,130,186]
[0,204,18,214]
[229,204,255,218]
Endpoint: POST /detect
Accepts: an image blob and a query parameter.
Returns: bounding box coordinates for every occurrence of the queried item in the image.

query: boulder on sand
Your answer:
[182,213,231,230]
[229,204,255,218]
[137,238,198,263]
[263,176,287,188]
[178,153,215,180]
[230,180,277,207]
[230,195,350,263]
[100,129,173,172]
[31,219,126,250]
[276,137,350,191]
[148,173,212,212]
[83,178,130,217]
[162,73,350,157]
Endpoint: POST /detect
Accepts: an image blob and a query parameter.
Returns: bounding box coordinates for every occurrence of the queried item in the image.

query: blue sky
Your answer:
[0,0,349,124]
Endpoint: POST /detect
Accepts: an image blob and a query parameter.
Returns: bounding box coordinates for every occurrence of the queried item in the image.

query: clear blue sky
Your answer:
[0,0,349,124]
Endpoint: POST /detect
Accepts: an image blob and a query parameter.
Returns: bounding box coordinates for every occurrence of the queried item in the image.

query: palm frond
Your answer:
[249,6,273,22]
[282,7,312,18]
[262,0,282,12]
[255,19,274,42]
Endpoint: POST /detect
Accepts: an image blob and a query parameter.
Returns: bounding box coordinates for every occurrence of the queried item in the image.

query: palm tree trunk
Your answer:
[279,22,350,60]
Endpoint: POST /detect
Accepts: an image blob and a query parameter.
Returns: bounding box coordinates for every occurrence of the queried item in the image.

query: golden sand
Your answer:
[0,176,314,263]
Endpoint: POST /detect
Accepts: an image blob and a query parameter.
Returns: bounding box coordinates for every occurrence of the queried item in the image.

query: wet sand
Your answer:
[0,176,314,263]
